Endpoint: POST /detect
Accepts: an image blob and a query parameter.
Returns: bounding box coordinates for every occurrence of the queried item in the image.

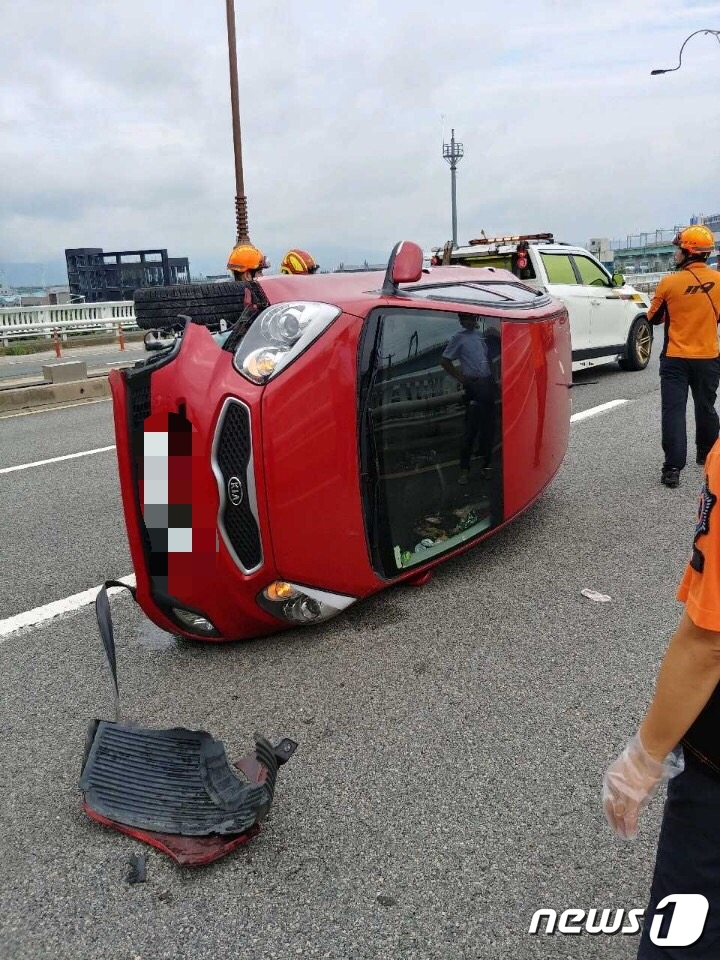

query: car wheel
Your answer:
[133,281,250,331]
[618,316,652,371]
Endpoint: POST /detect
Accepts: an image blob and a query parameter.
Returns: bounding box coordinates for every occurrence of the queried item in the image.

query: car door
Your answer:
[571,253,626,358]
[539,252,592,362]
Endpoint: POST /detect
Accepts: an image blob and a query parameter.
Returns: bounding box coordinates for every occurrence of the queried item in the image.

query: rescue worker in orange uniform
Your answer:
[280,249,320,275]
[227,243,268,282]
[604,440,720,956]
[648,224,720,488]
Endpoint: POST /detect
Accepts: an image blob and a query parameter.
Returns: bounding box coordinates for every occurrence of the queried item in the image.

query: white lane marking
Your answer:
[0,574,136,641]
[0,445,116,475]
[0,397,111,420]
[571,399,629,423]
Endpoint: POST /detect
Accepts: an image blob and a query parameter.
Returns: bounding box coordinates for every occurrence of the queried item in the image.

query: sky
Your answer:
[2,0,720,281]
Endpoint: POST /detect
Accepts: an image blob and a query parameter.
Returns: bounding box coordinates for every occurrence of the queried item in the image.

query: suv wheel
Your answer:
[618,316,652,371]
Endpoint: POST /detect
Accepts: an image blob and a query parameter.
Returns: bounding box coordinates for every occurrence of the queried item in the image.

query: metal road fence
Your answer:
[621,272,666,295]
[0,301,137,347]
[0,300,137,347]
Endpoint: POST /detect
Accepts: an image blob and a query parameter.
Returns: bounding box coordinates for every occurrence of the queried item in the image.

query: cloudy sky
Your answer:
[2,0,720,279]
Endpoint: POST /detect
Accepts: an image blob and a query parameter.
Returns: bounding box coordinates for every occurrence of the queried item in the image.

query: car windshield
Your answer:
[406,282,545,306]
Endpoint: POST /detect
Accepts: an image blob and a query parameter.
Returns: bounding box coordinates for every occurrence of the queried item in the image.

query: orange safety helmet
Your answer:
[673,224,715,256]
[227,243,269,275]
[280,249,319,274]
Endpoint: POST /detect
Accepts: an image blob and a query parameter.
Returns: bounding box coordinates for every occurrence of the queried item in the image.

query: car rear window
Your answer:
[406,282,546,306]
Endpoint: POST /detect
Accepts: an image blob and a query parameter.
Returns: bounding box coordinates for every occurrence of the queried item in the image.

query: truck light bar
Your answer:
[468,232,554,246]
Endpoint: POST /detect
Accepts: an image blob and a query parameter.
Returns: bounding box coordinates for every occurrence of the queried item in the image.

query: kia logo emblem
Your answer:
[228,476,243,506]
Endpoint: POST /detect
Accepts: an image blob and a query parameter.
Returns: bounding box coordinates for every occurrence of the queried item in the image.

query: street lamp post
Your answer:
[225,0,250,243]
[650,28,720,75]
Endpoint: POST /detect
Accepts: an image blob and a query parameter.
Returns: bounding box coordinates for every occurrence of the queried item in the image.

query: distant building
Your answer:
[334,261,386,273]
[0,279,20,306]
[587,238,614,271]
[65,247,191,302]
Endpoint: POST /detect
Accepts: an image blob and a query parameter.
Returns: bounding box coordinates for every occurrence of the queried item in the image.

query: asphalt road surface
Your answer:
[0,350,708,959]
[0,342,145,382]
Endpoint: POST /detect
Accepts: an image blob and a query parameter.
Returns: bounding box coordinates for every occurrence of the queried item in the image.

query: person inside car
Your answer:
[440,315,496,485]
[280,249,320,275]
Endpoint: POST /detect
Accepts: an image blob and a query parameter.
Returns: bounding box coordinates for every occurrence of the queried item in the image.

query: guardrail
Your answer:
[0,301,138,347]
[623,272,668,295]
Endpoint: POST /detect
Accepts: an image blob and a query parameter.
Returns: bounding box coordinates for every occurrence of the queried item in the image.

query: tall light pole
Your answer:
[225,0,250,243]
[442,129,464,247]
[650,28,720,75]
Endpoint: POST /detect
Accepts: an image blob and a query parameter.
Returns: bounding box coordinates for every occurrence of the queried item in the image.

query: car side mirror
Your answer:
[382,241,424,295]
[612,272,625,287]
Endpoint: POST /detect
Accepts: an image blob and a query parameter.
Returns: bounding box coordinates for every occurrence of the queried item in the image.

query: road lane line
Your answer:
[0,445,116,474]
[571,399,629,423]
[0,574,136,641]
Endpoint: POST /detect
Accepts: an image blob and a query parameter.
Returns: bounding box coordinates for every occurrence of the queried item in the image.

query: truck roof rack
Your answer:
[467,232,555,246]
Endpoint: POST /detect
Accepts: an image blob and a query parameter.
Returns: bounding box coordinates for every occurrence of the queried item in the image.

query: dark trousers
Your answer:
[460,378,494,470]
[637,756,720,958]
[660,356,720,470]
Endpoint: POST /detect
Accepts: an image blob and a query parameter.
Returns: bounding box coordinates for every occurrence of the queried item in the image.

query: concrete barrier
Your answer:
[42,360,88,383]
[0,376,111,415]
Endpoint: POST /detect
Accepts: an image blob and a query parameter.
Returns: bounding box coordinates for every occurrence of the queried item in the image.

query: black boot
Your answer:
[661,467,681,488]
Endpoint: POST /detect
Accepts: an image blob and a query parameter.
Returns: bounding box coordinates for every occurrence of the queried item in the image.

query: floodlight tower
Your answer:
[442,128,464,247]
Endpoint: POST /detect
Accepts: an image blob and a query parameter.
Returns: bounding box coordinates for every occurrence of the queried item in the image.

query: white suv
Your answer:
[432,233,653,372]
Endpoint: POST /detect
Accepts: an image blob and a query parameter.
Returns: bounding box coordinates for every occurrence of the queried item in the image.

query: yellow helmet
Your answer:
[673,225,715,256]
[280,249,319,274]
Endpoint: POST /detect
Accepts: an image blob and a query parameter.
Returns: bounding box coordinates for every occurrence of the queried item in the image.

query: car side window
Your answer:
[572,255,612,288]
[540,254,579,285]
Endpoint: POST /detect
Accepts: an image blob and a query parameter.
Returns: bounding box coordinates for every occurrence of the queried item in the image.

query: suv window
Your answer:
[572,255,611,287]
[540,254,578,285]
[455,253,537,281]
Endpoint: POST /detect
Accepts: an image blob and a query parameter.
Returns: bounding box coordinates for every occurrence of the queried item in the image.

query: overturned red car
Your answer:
[109,242,571,641]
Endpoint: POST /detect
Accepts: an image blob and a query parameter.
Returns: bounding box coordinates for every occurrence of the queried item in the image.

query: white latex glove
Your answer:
[603,733,684,840]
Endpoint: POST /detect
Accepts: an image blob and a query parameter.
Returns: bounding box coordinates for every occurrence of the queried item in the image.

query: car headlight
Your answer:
[233,302,341,384]
[257,581,356,625]
[171,607,218,635]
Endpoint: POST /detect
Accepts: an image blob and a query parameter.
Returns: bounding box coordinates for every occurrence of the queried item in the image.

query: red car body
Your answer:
[110,256,571,641]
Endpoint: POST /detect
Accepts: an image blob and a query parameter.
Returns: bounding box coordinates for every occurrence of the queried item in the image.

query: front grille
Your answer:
[213,400,262,572]
[129,377,151,433]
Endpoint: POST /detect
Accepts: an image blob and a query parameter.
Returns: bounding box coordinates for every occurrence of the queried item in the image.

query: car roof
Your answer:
[257,265,559,318]
[258,265,521,306]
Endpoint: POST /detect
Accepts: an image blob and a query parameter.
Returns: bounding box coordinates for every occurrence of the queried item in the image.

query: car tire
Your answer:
[133,282,249,331]
[618,316,652,371]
